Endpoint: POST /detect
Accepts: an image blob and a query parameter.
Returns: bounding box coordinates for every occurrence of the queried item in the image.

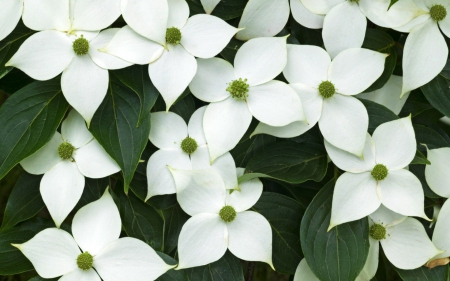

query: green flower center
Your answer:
[227,78,249,100]
[318,81,336,99]
[166,27,182,45]
[371,164,388,181]
[430,4,447,21]
[72,36,89,55]
[219,206,236,223]
[77,252,93,270]
[58,142,75,160]
[369,224,386,240]
[349,0,359,2]
[180,137,198,154]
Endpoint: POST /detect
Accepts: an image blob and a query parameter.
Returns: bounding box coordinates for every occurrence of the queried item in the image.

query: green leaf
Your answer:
[231,133,276,168]
[156,252,187,281]
[290,18,323,47]
[0,78,69,181]
[186,0,248,20]
[220,37,244,63]
[237,173,271,184]
[252,192,304,274]
[395,265,449,281]
[1,172,43,230]
[0,68,34,94]
[152,92,196,124]
[421,73,450,118]
[161,204,189,254]
[90,79,151,193]
[414,124,450,149]
[28,277,57,281]
[74,177,109,210]
[300,181,370,281]
[360,99,399,134]
[245,141,328,184]
[183,251,244,281]
[411,149,431,165]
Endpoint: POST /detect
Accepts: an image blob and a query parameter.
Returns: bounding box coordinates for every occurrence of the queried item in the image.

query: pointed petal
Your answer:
[439,9,450,38]
[293,259,320,281]
[149,45,197,110]
[372,116,416,170]
[201,0,220,14]
[6,30,73,80]
[357,238,379,280]
[204,98,252,162]
[319,95,368,157]
[167,0,189,28]
[369,205,407,227]
[247,81,305,127]
[234,37,287,87]
[41,161,84,227]
[61,110,93,148]
[89,29,133,70]
[302,0,344,14]
[22,0,70,31]
[290,0,324,29]
[95,237,174,280]
[432,199,450,259]
[188,106,207,146]
[20,133,63,175]
[359,0,419,28]
[394,14,430,33]
[425,147,450,198]
[14,228,80,278]
[226,178,262,212]
[72,189,121,255]
[0,0,22,41]
[211,152,239,190]
[150,112,188,150]
[74,140,120,178]
[59,269,100,281]
[190,146,211,170]
[71,0,121,31]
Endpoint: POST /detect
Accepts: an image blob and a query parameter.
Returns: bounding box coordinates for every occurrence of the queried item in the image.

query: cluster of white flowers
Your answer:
[1,0,450,280]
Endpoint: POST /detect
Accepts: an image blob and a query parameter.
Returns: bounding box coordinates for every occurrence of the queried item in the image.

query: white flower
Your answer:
[0,0,23,41]
[146,107,238,199]
[189,37,305,162]
[424,146,450,198]
[431,199,450,261]
[253,45,386,157]
[169,167,272,269]
[325,116,429,228]
[20,110,120,227]
[200,0,220,14]
[12,189,174,280]
[104,0,239,111]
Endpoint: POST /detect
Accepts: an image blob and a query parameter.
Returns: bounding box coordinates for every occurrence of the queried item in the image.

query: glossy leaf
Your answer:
[187,0,248,20]
[183,251,245,281]
[395,265,449,281]
[360,99,398,134]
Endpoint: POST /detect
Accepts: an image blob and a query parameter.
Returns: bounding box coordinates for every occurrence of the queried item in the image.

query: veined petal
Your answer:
[359,0,420,28]
[23,0,70,31]
[20,133,63,175]
[425,147,450,198]
[61,110,93,148]
[211,152,239,190]
[71,0,121,31]
[432,199,450,259]
[394,14,430,33]
[188,106,207,146]
[74,140,120,178]
[293,259,320,281]
[150,112,188,150]
[226,178,262,212]
[201,0,220,14]
[59,269,100,281]
[167,0,189,28]
[290,0,324,29]
[302,0,344,14]
[0,0,23,41]
[89,29,132,70]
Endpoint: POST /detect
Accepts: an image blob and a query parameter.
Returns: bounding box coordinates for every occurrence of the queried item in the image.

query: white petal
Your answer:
[424,0,443,8]
[188,106,207,146]
[6,31,73,80]
[402,20,448,94]
[201,0,220,13]
[61,110,93,148]
[13,228,80,278]
[71,0,121,31]
[204,97,253,162]
[359,0,419,28]
[369,205,407,227]
[150,111,188,149]
[283,44,331,86]
[236,0,290,40]
[189,58,235,103]
[439,9,450,38]
[146,150,191,199]
[372,116,416,170]
[432,199,450,259]
[227,211,273,268]
[226,179,262,212]
[190,146,211,170]
[72,189,121,255]
[413,0,429,11]
[293,259,320,281]
[89,29,133,70]
[20,133,63,175]
[329,48,388,96]
[379,170,427,219]
[319,94,368,157]
[0,0,22,41]
[381,218,442,269]
[247,81,305,126]
[61,55,108,125]
[167,0,189,28]
[290,0,324,29]
[169,168,226,216]
[357,238,379,280]
[325,133,376,173]
[149,45,197,110]
[329,172,380,229]
[323,2,366,59]
[121,0,168,45]
[95,237,174,281]
[234,37,287,87]
[59,269,100,281]
[41,161,84,227]
[425,147,450,198]
[22,0,70,31]
[102,25,165,65]
[74,140,120,178]
[394,14,430,33]
[211,152,239,190]
[302,0,344,14]
[181,14,238,59]
[177,214,228,269]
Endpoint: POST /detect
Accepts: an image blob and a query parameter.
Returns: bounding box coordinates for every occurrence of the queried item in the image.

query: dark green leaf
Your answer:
[0,68,34,94]
[156,252,187,281]
[290,18,324,47]
[360,99,398,134]
[187,0,248,20]
[237,173,271,184]
[399,90,433,118]
[411,149,431,165]
[169,94,196,124]
[422,73,450,118]
[395,265,449,281]
[414,124,450,149]
[183,251,244,281]
[220,37,244,63]
[28,277,57,281]
[231,134,276,168]
[161,204,189,254]
[74,177,109,210]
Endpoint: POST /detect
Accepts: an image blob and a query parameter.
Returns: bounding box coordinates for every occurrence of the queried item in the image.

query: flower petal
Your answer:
[59,269,100,281]
[0,0,22,41]
[290,0,324,29]
[20,133,62,175]
[22,0,70,31]
[394,14,430,33]
[319,94,368,157]
[439,8,450,38]
[190,146,211,170]
[372,116,416,170]
[41,161,84,227]
[247,81,305,127]
[359,0,419,28]
[432,199,450,259]
[74,140,120,178]
[167,0,189,28]
[234,37,287,87]
[13,228,80,278]
[71,0,121,31]
[72,189,121,255]
[357,237,379,280]
[201,0,220,13]
[188,106,207,145]
[89,29,133,70]
[150,111,188,149]
[293,259,320,281]
[94,237,174,280]
[425,147,450,198]
[211,152,239,190]
[6,30,73,80]
[301,0,344,14]
[177,213,228,269]
[369,204,407,227]
[226,178,262,212]
[61,110,93,148]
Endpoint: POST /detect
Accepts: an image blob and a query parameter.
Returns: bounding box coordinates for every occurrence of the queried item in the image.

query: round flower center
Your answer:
[77,252,93,270]
[318,81,336,99]
[371,164,388,181]
[180,137,198,154]
[72,36,89,55]
[349,0,359,2]
[369,224,386,240]
[430,4,447,21]
[219,206,236,223]
[166,27,182,45]
[227,78,249,100]
[58,142,75,160]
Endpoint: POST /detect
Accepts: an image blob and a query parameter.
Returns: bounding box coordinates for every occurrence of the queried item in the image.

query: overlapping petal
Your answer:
[22,0,70,31]
[0,0,23,41]
[61,110,93,148]
[20,133,63,175]
[74,140,120,178]
[290,0,324,29]
[150,112,188,150]
[425,147,450,198]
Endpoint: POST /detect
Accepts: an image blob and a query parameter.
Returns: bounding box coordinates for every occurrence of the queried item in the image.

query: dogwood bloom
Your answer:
[0,0,23,40]
[12,189,174,280]
[425,146,450,198]
[189,37,305,162]
[20,110,120,227]
[104,0,238,111]
[169,168,272,269]
[326,117,429,228]
[431,199,450,262]
[147,107,238,199]
[253,45,386,157]
[200,0,220,14]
